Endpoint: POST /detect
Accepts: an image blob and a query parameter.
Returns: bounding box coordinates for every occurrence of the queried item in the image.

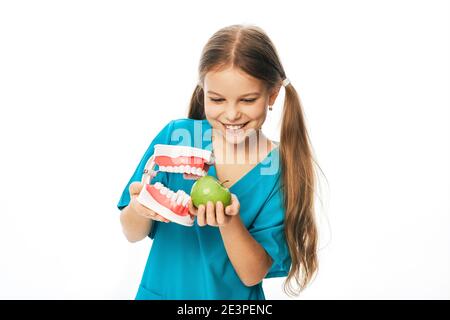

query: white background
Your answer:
[0,0,449,299]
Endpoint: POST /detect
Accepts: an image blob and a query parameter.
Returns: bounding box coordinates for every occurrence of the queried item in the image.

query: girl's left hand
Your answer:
[188,194,240,227]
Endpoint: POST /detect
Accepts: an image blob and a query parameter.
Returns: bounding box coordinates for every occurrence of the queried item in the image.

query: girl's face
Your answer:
[203,66,280,145]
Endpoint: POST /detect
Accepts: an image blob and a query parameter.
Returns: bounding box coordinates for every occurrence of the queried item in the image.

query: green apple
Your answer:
[190,176,232,208]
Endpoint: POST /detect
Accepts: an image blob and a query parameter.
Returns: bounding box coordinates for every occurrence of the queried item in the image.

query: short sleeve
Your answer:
[116,120,174,239]
[248,186,292,278]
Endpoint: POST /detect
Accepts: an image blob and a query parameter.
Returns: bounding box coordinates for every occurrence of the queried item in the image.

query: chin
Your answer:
[224,135,247,145]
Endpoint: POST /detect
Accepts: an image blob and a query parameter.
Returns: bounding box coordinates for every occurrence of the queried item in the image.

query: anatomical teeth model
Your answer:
[137,144,214,226]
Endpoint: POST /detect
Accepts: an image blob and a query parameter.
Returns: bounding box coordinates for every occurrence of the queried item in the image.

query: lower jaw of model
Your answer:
[137,144,214,227]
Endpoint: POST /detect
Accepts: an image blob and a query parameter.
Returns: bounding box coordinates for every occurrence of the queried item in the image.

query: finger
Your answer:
[145,211,168,223]
[188,198,198,216]
[197,204,206,227]
[206,201,217,226]
[155,214,170,223]
[138,206,157,220]
[132,201,169,223]
[229,194,240,216]
[215,201,225,226]
[129,181,144,198]
[139,209,156,220]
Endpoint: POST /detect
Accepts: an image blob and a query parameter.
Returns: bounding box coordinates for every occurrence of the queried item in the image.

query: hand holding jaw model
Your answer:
[137,144,214,226]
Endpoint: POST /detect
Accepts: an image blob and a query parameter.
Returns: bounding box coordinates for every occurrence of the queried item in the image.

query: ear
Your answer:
[268,84,282,106]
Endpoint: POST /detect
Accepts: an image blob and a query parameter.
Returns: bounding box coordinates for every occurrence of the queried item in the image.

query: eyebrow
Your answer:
[207,90,260,97]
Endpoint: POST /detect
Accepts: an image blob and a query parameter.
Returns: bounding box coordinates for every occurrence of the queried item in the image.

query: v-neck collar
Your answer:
[201,119,280,195]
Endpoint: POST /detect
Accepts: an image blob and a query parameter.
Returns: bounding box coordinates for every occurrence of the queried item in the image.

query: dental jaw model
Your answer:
[137,144,214,226]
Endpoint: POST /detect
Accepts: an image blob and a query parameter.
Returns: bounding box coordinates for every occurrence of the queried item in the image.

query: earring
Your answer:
[269,105,273,111]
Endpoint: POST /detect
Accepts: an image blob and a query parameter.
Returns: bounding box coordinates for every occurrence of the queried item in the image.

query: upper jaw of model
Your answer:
[154,144,214,179]
[137,144,214,227]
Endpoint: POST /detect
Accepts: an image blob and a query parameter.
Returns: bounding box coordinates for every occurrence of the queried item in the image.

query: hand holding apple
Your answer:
[188,176,240,227]
[190,176,232,208]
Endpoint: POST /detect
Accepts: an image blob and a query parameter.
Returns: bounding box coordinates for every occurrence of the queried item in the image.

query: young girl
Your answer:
[117,24,320,300]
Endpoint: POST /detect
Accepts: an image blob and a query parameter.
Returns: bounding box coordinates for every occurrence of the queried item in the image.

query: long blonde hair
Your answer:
[187,24,324,296]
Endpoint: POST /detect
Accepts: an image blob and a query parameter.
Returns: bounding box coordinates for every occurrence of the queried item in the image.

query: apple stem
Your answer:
[220,180,230,187]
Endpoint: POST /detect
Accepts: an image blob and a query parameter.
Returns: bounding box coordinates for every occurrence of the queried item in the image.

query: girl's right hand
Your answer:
[128,182,170,223]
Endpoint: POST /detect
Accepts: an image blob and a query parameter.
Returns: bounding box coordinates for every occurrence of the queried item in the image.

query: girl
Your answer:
[117,24,321,299]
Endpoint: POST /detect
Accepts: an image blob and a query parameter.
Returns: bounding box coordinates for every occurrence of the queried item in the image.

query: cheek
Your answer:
[204,105,220,119]
[247,103,267,121]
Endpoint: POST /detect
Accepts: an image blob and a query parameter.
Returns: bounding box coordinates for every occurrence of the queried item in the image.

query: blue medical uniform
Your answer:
[117,118,291,300]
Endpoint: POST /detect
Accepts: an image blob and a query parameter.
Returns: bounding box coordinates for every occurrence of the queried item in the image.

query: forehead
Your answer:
[204,67,265,96]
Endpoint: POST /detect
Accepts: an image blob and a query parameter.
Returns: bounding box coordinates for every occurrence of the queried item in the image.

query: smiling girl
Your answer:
[117,24,322,299]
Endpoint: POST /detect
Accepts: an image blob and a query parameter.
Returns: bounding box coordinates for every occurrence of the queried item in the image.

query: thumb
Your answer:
[129,181,144,198]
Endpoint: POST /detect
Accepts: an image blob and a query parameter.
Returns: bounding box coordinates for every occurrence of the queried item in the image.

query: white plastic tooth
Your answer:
[159,166,166,171]
[170,192,178,202]
[166,190,174,199]
[185,166,192,174]
[196,167,203,176]
[166,166,174,172]
[200,170,206,176]
[175,190,183,200]
[176,194,183,205]
[154,182,162,189]
[160,187,168,195]
[182,195,190,206]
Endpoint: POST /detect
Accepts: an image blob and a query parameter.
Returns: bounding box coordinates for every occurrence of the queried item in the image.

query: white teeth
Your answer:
[176,194,183,205]
[154,182,162,189]
[225,124,244,130]
[153,184,190,207]
[157,164,206,176]
[175,190,183,200]
[182,195,190,206]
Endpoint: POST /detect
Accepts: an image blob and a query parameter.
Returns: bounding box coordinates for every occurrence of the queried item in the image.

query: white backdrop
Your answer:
[0,0,448,300]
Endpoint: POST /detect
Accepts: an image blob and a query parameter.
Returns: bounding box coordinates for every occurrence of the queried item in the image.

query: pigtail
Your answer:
[280,82,319,296]
[188,83,206,120]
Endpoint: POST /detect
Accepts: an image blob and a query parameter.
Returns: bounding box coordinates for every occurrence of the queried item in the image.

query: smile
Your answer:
[221,121,249,130]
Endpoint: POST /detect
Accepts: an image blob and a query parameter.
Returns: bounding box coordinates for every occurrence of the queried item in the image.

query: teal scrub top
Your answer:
[117,118,291,300]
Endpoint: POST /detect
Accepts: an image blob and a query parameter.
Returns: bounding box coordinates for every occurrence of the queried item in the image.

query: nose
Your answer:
[224,104,241,122]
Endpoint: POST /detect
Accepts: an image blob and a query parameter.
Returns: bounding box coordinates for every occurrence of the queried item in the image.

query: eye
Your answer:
[209,98,224,103]
[242,98,257,103]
